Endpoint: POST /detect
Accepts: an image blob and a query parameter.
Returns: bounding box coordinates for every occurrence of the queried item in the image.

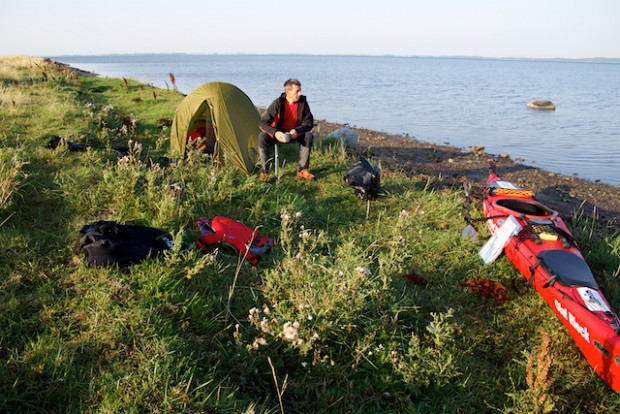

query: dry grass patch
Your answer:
[0,55,47,81]
[0,84,31,110]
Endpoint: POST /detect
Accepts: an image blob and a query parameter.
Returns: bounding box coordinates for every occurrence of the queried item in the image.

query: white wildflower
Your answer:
[166,182,181,192]
[260,318,271,334]
[262,305,271,315]
[131,140,142,153]
[248,307,260,324]
[295,211,303,219]
[119,124,128,135]
[252,337,267,350]
[299,225,310,240]
[399,209,410,219]
[117,156,130,168]
[281,321,300,342]
[355,267,371,277]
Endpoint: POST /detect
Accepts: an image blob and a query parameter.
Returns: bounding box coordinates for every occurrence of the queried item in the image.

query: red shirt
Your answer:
[279,100,299,131]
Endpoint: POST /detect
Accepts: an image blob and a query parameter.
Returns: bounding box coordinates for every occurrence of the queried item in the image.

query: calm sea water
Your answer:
[53,54,620,186]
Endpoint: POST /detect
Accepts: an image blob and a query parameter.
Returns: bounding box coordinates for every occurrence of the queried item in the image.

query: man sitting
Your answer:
[258,78,315,181]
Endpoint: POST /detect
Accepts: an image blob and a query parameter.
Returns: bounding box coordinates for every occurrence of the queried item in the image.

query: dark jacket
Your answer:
[259,93,314,137]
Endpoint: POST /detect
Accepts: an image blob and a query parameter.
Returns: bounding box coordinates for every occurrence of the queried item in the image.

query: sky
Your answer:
[2,0,619,59]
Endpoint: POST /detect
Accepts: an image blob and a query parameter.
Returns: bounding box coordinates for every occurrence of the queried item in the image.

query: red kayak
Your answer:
[481,167,620,391]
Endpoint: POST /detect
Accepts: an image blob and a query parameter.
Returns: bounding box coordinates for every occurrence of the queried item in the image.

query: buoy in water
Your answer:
[526,100,556,110]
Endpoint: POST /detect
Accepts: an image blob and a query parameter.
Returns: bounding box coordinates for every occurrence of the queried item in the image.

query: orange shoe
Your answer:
[296,169,315,180]
[258,172,269,182]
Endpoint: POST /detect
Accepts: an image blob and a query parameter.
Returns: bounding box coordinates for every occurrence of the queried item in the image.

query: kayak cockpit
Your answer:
[493,198,557,218]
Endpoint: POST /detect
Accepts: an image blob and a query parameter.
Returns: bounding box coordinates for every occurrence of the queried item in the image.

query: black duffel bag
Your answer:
[344,155,381,200]
[74,221,174,267]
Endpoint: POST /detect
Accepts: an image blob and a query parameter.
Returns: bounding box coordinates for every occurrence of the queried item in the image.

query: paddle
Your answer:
[461,182,478,241]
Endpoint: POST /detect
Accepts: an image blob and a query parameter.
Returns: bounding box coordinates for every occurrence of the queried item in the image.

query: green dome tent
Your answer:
[170,82,260,175]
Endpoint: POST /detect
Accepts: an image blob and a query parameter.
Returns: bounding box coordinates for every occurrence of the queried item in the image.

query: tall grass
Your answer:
[0,151,24,226]
[1,55,620,413]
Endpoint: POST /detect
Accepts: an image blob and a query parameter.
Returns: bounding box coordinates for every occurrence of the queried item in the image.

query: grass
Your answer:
[1,55,620,413]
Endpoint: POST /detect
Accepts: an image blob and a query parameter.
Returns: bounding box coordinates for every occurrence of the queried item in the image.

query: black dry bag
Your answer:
[74,221,174,267]
[344,155,380,200]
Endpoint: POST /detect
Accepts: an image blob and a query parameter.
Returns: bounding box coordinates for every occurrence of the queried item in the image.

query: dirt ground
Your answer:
[317,120,620,229]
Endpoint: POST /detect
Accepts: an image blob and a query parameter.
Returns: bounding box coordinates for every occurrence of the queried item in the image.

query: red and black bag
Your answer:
[196,216,273,265]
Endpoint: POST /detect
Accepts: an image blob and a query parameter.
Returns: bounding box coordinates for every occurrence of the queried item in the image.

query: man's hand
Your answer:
[289,129,298,139]
[275,131,291,143]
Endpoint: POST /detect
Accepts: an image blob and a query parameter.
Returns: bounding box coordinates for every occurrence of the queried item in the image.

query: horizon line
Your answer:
[45,52,620,63]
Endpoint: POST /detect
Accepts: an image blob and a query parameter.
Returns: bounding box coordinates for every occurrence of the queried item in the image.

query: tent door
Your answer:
[204,103,217,155]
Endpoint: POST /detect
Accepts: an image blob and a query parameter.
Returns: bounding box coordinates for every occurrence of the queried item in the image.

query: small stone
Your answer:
[499,153,510,159]
[448,158,454,163]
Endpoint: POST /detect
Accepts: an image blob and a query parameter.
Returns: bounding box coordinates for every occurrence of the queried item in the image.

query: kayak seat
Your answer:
[536,250,599,289]
[495,199,557,217]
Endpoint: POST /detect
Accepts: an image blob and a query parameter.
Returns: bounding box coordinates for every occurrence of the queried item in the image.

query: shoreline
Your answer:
[53,59,620,229]
[54,57,619,192]
[316,119,620,228]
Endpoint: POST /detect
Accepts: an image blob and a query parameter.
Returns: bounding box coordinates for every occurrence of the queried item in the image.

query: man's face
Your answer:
[285,84,302,103]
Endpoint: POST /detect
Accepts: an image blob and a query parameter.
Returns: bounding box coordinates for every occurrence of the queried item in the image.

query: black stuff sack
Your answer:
[344,155,381,200]
[74,221,174,267]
